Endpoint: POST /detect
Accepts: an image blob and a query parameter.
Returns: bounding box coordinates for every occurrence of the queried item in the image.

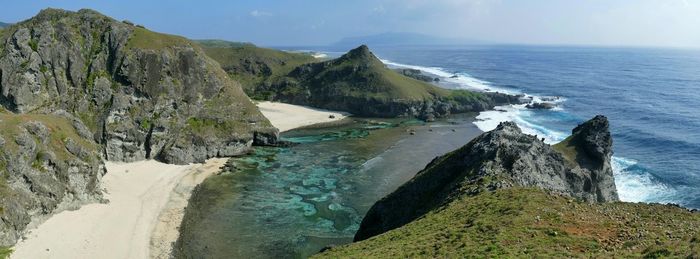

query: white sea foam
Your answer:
[380,57,684,205]
[380,59,516,94]
[612,157,678,204]
[474,104,567,144]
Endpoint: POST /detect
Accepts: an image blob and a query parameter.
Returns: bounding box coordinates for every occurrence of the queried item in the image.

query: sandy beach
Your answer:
[10,102,349,258]
[257,101,350,132]
[11,158,227,259]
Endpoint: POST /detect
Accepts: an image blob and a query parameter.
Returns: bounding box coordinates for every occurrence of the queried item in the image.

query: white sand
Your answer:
[11,158,227,259]
[257,101,350,132]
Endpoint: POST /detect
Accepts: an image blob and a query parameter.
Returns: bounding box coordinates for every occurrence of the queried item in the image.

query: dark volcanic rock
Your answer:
[526,102,556,109]
[354,116,619,241]
[394,68,437,82]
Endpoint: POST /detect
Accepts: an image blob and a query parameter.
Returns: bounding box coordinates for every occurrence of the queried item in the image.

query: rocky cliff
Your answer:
[0,8,278,246]
[317,116,700,258]
[234,45,523,120]
[0,9,278,164]
[354,115,619,242]
[0,110,105,246]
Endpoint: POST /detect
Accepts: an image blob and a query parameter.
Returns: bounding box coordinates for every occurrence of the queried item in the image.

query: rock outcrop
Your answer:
[0,111,105,246]
[0,8,278,246]
[526,102,556,109]
[354,115,619,241]
[238,45,523,120]
[0,8,278,165]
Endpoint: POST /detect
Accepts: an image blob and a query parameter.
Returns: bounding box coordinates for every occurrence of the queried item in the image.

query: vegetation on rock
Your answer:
[312,116,699,257]
[317,188,700,258]
[0,8,278,247]
[244,45,522,119]
[197,40,317,95]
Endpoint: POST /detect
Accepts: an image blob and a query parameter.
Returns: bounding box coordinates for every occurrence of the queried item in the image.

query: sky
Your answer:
[2,0,699,48]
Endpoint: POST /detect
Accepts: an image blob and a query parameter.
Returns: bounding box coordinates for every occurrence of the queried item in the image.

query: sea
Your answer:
[367,44,700,209]
[179,45,700,258]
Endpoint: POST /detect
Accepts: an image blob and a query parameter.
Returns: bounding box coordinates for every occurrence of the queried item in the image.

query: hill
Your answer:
[0,8,278,247]
[0,22,10,29]
[317,116,700,257]
[254,45,521,119]
[196,40,317,93]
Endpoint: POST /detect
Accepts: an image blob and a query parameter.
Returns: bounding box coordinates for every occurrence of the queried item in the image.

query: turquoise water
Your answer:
[176,116,481,258]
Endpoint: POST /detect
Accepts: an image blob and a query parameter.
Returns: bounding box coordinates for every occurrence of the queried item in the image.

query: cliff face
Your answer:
[354,116,619,242]
[0,9,278,246]
[244,45,522,120]
[0,9,277,165]
[0,110,105,246]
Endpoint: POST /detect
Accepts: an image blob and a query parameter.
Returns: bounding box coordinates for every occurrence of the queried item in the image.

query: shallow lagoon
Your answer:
[176,115,481,258]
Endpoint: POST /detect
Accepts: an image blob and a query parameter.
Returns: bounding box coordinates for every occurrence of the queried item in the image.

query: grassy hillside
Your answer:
[196,40,317,92]
[247,45,505,118]
[317,188,700,258]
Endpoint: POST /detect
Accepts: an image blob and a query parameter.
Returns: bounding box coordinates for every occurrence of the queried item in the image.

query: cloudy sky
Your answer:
[2,0,699,48]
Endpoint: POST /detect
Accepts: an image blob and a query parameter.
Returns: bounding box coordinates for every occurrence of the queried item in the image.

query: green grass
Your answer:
[127,27,191,50]
[552,136,580,164]
[28,38,38,51]
[0,112,98,161]
[197,40,317,93]
[269,45,486,105]
[317,188,700,258]
[0,247,12,259]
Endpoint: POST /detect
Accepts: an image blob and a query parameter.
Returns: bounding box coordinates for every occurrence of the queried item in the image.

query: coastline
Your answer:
[10,158,227,259]
[173,113,485,257]
[9,102,351,258]
[256,101,351,132]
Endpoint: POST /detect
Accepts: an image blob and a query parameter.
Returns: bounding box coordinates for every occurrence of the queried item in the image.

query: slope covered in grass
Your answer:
[197,40,317,93]
[253,45,520,118]
[317,188,700,258]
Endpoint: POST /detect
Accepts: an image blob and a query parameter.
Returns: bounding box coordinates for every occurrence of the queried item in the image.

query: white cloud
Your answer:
[250,10,273,17]
[372,5,386,14]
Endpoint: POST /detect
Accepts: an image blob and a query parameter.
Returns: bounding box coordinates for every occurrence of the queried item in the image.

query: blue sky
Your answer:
[2,0,699,48]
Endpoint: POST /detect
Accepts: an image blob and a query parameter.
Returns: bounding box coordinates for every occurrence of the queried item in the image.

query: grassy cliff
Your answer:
[249,45,517,119]
[197,40,317,94]
[317,117,698,258]
[317,188,700,258]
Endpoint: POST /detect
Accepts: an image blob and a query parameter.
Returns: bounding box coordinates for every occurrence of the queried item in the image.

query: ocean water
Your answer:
[178,116,483,258]
[368,45,700,209]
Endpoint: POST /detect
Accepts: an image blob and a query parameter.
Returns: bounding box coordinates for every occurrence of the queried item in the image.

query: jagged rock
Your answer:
[0,113,105,246]
[526,102,556,109]
[354,116,619,241]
